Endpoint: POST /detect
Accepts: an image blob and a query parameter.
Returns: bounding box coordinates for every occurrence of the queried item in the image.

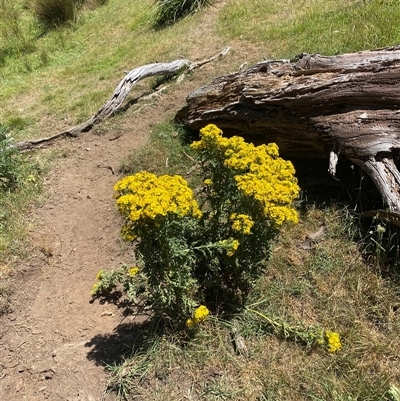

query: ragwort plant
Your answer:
[191,124,299,311]
[92,124,300,329]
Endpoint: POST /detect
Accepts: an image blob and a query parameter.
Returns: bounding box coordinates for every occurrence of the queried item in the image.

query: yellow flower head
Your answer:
[190,124,224,151]
[128,267,139,277]
[230,213,254,235]
[187,305,210,328]
[203,179,213,186]
[324,330,342,353]
[194,305,210,322]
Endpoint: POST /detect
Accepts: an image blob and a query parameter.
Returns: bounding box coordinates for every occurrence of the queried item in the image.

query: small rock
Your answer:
[44,372,53,380]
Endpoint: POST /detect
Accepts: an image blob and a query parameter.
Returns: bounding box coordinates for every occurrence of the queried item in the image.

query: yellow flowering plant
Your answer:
[101,172,201,323]
[90,265,147,307]
[190,124,300,310]
[247,308,342,352]
[92,124,300,328]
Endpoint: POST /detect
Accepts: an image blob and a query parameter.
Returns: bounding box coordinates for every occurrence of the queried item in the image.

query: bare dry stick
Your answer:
[15,47,230,151]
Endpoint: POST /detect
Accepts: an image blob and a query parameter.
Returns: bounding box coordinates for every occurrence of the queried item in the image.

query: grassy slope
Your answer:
[0,0,223,139]
[219,0,400,58]
[1,0,400,399]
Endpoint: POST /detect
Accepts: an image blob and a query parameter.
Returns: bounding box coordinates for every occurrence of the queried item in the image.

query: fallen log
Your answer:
[176,46,400,213]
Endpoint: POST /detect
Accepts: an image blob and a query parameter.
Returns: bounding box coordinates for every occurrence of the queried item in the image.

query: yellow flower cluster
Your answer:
[324,330,342,353]
[219,238,240,257]
[128,267,139,277]
[114,172,202,225]
[96,269,105,281]
[90,282,99,295]
[191,124,300,226]
[230,213,254,235]
[186,305,210,328]
[91,269,105,295]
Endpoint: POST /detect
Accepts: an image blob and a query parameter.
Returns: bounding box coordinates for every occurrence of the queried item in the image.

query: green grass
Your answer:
[0,0,218,140]
[0,149,46,314]
[119,120,198,180]
[219,0,400,58]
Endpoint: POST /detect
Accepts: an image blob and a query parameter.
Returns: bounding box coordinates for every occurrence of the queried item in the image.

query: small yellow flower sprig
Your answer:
[247,308,342,353]
[230,213,254,235]
[186,305,210,329]
[218,238,240,257]
[90,266,142,297]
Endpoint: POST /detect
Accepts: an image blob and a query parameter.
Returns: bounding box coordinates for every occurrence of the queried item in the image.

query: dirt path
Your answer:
[0,80,206,400]
[0,3,261,398]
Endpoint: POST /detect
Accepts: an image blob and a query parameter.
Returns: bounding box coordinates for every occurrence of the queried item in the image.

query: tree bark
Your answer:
[176,46,400,213]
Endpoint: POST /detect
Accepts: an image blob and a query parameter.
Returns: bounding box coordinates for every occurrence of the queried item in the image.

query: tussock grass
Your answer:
[30,0,82,29]
[153,0,215,27]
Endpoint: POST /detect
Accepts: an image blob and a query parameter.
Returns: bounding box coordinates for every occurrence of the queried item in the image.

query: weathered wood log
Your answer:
[15,47,230,151]
[15,60,192,151]
[176,46,400,213]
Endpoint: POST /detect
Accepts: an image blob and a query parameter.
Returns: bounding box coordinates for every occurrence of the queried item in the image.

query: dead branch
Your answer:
[15,47,230,151]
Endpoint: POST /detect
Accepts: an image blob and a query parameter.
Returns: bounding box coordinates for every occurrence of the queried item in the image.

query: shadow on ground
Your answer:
[85,319,154,367]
